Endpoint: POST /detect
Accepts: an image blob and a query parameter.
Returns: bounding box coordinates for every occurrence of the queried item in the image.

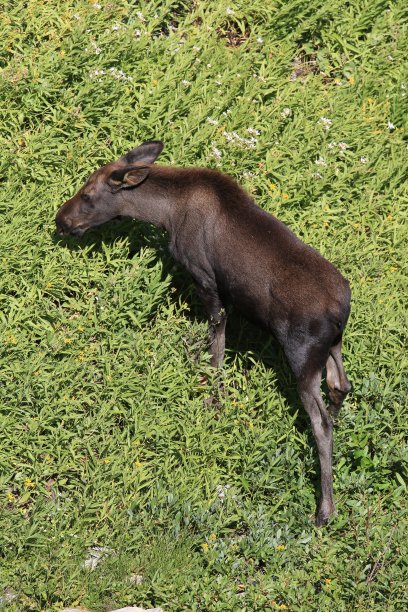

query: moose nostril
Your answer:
[55,215,70,235]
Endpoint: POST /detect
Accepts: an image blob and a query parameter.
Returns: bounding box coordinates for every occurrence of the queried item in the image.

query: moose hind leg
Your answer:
[326,337,351,417]
[297,369,336,526]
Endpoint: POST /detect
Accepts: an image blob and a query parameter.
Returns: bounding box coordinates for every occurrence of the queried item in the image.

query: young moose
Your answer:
[56,140,351,526]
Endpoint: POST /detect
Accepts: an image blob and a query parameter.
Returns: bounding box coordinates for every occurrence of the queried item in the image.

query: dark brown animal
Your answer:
[56,140,351,526]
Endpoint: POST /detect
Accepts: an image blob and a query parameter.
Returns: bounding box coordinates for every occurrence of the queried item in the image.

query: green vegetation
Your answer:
[0,1,406,609]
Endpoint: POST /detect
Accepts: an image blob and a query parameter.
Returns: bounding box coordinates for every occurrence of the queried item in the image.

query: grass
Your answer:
[0,0,407,610]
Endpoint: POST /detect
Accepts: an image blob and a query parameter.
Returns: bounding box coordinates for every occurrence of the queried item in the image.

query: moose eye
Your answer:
[81,193,95,209]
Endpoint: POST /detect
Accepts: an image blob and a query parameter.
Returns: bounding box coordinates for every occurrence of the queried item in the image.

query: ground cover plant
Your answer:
[0,0,407,610]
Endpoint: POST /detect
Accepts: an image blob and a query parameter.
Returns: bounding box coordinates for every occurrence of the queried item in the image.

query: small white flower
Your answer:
[223,130,257,149]
[387,120,395,130]
[89,69,106,78]
[92,3,102,9]
[387,55,394,61]
[215,484,230,501]
[207,63,212,68]
[90,41,102,55]
[210,143,222,159]
[112,23,121,31]
[193,46,201,52]
[318,117,332,130]
[246,127,260,135]
[281,107,291,118]
[136,11,146,22]
[226,7,234,15]
[338,142,348,150]
[134,29,141,37]
[107,67,133,81]
[315,156,327,166]
[242,171,254,178]
[73,13,80,21]
[312,172,323,179]
[181,79,191,86]
[328,141,337,149]
[206,117,219,125]
[256,37,264,43]
[360,156,368,163]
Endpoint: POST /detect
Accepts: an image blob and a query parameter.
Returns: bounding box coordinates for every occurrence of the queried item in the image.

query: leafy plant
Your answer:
[0,1,406,610]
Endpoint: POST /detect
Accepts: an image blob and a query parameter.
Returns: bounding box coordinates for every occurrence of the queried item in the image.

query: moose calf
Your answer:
[56,140,351,526]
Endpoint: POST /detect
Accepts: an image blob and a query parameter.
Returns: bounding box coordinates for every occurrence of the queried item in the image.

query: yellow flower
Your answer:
[7,492,15,502]
[151,79,158,86]
[102,458,110,464]
[24,478,35,489]
[367,97,374,104]
[386,214,393,221]
[77,325,85,332]
[389,266,398,272]
[348,76,355,85]
[325,578,332,584]
[134,460,143,469]
[276,544,285,550]
[60,50,65,58]
[268,182,277,190]
[281,193,289,200]
[201,543,209,552]
[64,337,72,344]
[209,533,217,542]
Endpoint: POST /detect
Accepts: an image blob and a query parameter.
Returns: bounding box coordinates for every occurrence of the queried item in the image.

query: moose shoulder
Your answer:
[56,140,352,526]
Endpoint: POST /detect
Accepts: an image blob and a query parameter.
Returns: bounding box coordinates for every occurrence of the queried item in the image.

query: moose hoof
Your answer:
[315,502,336,527]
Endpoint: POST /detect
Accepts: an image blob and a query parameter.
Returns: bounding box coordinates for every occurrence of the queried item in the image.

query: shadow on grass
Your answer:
[53,217,324,510]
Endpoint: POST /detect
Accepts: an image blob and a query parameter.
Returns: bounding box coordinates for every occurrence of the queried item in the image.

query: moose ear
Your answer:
[108,165,150,190]
[121,140,164,165]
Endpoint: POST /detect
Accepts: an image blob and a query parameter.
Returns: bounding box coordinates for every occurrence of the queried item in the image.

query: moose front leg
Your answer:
[195,284,227,367]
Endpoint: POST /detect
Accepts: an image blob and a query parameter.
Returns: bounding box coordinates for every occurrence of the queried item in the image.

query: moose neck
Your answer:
[118,167,175,232]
